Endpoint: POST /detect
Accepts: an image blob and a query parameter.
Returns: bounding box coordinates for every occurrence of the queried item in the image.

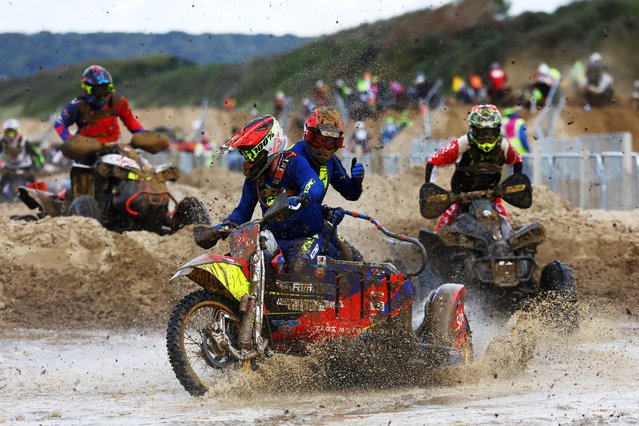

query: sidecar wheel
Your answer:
[67,195,101,221]
[171,197,211,231]
[166,290,241,396]
[539,261,579,333]
[417,283,473,366]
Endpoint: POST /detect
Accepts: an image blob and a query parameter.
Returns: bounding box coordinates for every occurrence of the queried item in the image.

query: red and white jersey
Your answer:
[426,135,521,181]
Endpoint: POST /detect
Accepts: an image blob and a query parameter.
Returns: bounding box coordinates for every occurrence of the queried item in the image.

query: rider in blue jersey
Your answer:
[196,115,325,272]
[290,106,366,260]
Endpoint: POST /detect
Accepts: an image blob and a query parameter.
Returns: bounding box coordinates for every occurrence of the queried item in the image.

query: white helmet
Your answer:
[537,63,550,75]
[3,118,20,132]
[589,52,602,64]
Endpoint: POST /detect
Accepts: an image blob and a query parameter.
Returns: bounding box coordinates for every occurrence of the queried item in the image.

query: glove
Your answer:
[193,225,220,249]
[287,195,310,209]
[351,158,365,181]
[325,207,345,227]
[193,222,234,249]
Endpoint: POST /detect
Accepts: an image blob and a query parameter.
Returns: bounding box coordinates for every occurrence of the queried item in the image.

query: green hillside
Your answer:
[1,0,637,119]
[0,32,311,77]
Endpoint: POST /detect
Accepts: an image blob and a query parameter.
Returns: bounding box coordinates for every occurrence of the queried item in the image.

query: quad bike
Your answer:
[15,132,210,234]
[166,193,472,396]
[418,173,578,330]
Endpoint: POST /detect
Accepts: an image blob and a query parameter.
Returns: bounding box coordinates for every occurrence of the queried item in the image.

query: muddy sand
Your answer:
[2,105,639,423]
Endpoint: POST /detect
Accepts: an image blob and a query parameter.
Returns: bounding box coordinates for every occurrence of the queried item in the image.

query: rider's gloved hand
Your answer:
[193,225,219,249]
[193,222,235,249]
[287,195,310,209]
[287,196,301,208]
[351,158,365,182]
[325,207,345,227]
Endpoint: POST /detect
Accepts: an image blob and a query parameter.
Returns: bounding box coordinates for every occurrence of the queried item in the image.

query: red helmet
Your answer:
[223,115,287,180]
[303,107,345,165]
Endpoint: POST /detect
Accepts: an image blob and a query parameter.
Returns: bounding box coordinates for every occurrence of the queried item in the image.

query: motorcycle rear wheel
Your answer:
[166,290,241,396]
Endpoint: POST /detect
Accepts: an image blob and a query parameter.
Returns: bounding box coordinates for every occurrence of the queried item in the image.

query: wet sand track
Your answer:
[2,106,639,423]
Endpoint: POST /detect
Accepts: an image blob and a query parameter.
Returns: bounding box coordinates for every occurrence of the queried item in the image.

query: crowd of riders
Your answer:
[1,48,622,209]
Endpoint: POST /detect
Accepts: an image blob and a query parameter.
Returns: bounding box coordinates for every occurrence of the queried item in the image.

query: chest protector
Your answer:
[452,139,505,193]
[77,94,123,127]
[1,136,32,167]
[256,152,297,207]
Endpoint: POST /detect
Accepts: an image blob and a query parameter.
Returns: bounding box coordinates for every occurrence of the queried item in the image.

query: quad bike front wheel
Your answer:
[539,260,579,333]
[166,290,242,396]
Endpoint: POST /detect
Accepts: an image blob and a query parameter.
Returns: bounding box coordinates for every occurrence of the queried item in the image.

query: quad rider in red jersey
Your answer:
[425,104,523,231]
[54,65,145,163]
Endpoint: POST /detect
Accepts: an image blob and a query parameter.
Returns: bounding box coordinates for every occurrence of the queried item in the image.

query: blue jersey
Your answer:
[290,141,362,202]
[225,151,324,241]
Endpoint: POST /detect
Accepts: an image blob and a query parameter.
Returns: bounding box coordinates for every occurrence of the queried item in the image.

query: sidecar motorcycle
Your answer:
[166,194,473,396]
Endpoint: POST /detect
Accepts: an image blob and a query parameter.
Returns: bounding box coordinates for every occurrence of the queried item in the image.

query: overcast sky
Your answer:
[1,0,573,37]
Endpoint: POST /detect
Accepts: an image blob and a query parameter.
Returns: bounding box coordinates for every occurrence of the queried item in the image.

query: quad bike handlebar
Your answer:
[420,173,533,219]
[341,209,427,277]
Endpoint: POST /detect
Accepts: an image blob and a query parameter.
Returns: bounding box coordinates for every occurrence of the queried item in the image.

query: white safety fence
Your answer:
[340,132,638,210]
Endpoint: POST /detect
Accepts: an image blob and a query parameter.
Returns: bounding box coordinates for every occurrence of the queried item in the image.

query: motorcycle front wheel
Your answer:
[166,290,242,396]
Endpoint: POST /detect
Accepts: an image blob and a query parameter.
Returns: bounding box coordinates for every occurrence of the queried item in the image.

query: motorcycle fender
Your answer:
[509,221,546,250]
[17,187,65,216]
[170,254,251,302]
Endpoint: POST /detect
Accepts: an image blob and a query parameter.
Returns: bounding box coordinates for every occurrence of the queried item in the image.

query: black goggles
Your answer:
[472,127,501,141]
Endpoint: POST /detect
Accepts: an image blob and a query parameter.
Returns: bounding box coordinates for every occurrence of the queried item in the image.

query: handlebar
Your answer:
[341,209,427,277]
[452,188,498,204]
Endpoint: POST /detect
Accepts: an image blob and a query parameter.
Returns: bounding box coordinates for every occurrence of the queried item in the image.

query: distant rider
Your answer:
[487,62,508,105]
[196,115,325,272]
[584,52,614,107]
[0,118,46,199]
[425,104,523,231]
[290,106,365,260]
[54,65,145,162]
[502,107,529,155]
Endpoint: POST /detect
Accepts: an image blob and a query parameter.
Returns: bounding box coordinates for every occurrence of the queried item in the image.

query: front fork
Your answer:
[238,250,267,360]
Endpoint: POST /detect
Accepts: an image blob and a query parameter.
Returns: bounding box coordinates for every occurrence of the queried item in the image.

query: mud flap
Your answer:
[500,173,532,209]
[419,182,452,219]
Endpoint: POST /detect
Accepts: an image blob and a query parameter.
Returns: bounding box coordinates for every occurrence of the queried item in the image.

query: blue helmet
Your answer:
[81,65,114,96]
